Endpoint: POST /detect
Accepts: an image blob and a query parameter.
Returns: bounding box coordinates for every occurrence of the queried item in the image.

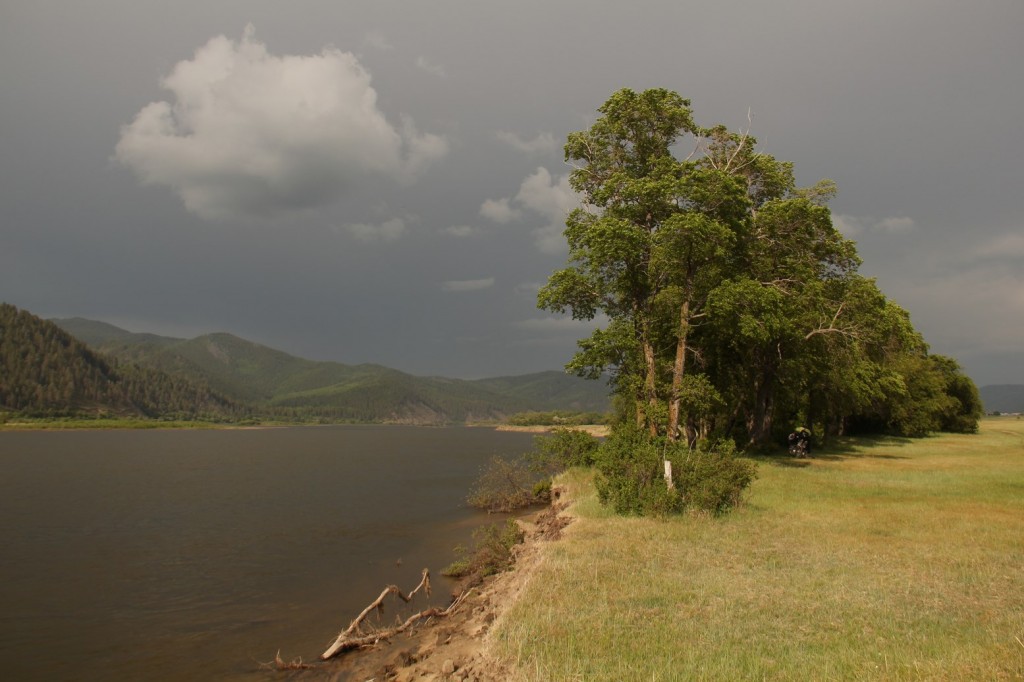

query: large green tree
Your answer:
[539,88,700,437]
[540,88,979,448]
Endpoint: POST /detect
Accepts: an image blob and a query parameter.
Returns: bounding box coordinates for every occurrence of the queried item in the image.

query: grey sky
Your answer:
[2,1,1021,384]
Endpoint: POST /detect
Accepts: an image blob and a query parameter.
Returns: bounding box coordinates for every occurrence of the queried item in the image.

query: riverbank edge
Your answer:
[492,423,609,437]
[304,489,577,682]
[0,420,610,433]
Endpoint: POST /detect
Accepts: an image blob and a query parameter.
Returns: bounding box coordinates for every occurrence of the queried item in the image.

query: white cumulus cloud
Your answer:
[115,24,447,220]
[481,167,580,253]
[479,197,521,224]
[516,167,580,253]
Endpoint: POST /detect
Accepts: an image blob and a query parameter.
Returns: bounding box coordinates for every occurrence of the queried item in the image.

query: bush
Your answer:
[594,426,683,516]
[467,455,538,512]
[528,427,601,476]
[532,477,553,504]
[441,519,525,581]
[594,425,756,516]
[670,439,758,515]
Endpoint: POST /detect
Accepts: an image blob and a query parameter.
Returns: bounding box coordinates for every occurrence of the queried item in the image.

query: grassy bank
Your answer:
[0,417,251,430]
[493,417,1024,680]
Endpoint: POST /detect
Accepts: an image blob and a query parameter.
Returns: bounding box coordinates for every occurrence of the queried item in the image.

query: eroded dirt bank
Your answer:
[283,495,573,682]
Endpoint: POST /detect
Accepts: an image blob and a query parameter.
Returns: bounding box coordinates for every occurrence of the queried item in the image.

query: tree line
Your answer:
[0,303,244,420]
[539,88,981,448]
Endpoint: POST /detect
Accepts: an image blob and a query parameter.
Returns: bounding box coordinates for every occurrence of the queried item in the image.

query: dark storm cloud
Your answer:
[1,0,1021,384]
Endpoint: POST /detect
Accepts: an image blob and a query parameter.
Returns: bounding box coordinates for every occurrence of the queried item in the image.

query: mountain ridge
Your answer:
[50,316,611,423]
[1,304,241,420]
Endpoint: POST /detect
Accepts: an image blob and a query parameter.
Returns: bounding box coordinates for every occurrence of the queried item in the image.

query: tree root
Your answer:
[320,568,472,660]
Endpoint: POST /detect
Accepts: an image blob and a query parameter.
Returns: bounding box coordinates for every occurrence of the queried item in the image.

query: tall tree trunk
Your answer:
[748,360,777,445]
[642,338,659,437]
[667,299,691,442]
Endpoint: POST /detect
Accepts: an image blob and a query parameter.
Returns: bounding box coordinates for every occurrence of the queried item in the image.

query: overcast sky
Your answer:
[2,1,1021,385]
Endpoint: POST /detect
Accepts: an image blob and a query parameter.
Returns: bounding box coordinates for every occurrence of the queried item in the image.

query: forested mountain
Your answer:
[0,304,241,420]
[979,385,1024,414]
[51,316,611,423]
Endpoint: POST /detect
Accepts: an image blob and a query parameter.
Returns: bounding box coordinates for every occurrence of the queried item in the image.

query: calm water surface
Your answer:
[0,425,536,681]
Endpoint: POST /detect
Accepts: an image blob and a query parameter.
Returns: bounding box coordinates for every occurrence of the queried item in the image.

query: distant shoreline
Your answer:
[493,423,609,437]
[1,419,611,434]
[0,419,273,431]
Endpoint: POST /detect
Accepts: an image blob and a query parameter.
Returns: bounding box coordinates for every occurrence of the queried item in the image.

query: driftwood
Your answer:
[261,650,315,671]
[320,568,471,660]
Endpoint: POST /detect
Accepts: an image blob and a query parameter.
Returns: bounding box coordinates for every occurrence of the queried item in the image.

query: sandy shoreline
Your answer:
[493,424,609,437]
[289,494,574,681]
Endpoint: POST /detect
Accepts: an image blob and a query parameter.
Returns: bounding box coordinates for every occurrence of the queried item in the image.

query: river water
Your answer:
[0,425,537,681]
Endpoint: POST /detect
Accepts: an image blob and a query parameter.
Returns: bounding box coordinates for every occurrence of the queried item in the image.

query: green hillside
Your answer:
[51,317,611,424]
[1,304,241,420]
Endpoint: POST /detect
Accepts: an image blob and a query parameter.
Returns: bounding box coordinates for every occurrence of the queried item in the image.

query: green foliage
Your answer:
[0,303,242,421]
[441,519,525,581]
[670,439,758,515]
[931,355,983,433]
[539,87,980,445]
[528,427,602,476]
[531,477,553,504]
[593,426,756,516]
[466,455,540,513]
[593,426,682,515]
[51,317,611,424]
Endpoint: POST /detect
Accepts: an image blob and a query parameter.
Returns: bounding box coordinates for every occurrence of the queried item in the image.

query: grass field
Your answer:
[494,417,1024,681]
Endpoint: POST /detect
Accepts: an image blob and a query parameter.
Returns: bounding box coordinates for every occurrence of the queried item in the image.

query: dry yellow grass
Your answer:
[492,417,1024,681]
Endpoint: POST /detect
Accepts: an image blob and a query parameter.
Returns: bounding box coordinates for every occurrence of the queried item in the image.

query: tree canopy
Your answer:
[540,88,980,447]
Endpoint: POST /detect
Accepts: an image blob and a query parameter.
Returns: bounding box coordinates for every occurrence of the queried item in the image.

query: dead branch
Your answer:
[320,570,472,661]
[724,108,753,172]
[257,650,315,671]
[804,302,860,341]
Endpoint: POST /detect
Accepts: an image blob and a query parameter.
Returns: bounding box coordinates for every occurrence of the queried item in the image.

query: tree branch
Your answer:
[320,569,442,660]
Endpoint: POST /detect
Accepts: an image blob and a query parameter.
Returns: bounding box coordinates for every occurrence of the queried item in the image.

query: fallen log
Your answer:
[320,568,472,660]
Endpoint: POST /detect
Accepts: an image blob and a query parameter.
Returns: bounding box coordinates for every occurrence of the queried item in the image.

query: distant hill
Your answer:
[979,385,1024,414]
[52,317,612,424]
[1,304,240,420]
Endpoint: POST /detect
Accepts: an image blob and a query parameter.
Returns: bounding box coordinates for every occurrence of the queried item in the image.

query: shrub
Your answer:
[467,455,538,512]
[528,427,601,476]
[594,425,756,516]
[532,477,553,504]
[441,519,525,582]
[670,439,758,515]
[593,426,683,516]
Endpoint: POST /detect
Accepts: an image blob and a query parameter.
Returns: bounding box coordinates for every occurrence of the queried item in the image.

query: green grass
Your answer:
[494,417,1024,681]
